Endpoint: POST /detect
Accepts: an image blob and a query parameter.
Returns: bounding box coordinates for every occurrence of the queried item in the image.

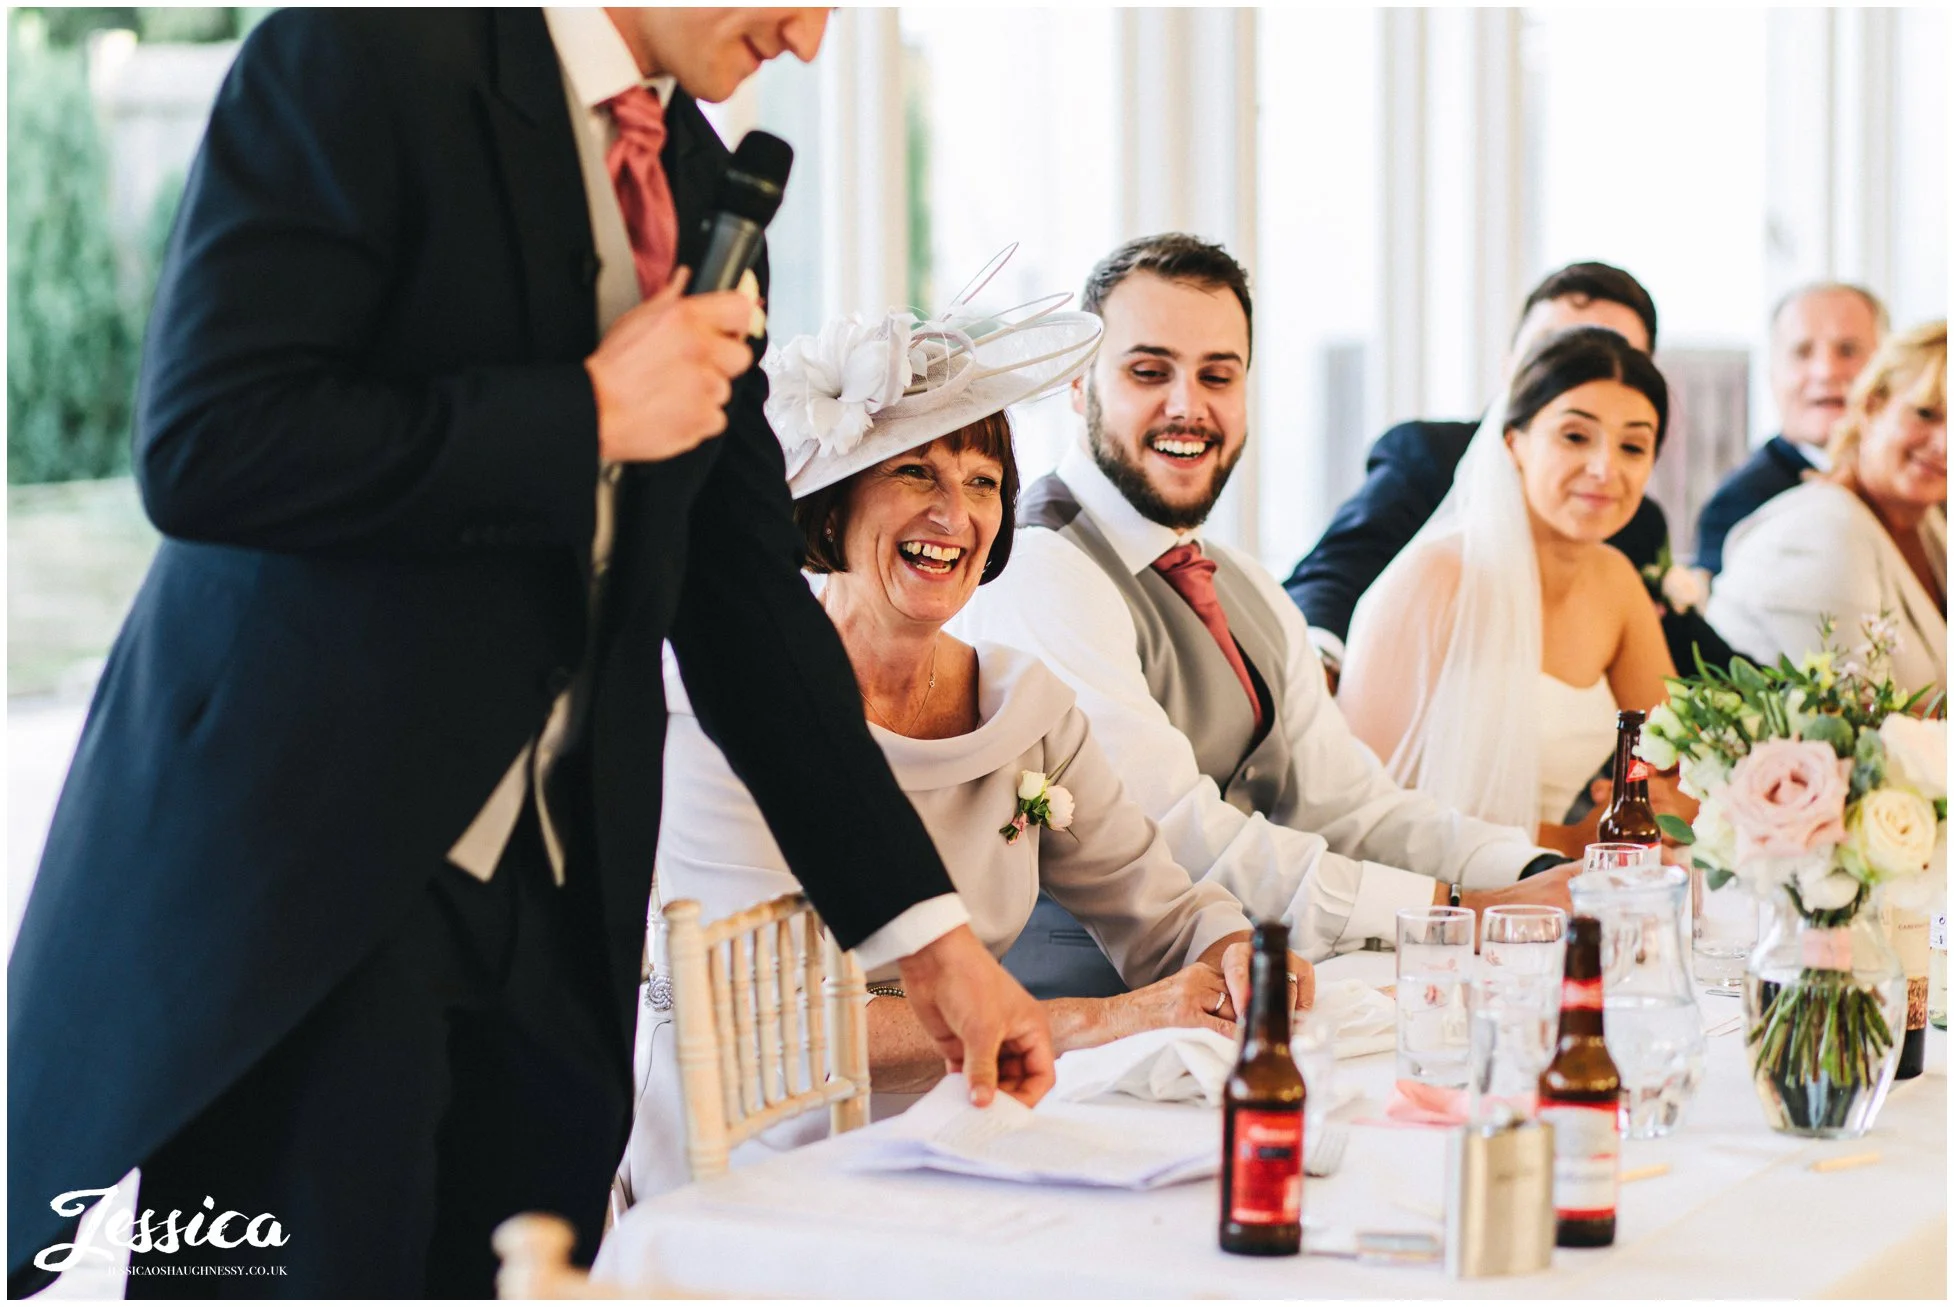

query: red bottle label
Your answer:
[1561,976,1604,1012]
[1624,758,1654,783]
[1228,1108,1303,1225]
[1539,1098,1619,1220]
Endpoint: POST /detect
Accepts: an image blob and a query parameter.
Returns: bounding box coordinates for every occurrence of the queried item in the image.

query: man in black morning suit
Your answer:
[1693,281,1886,574]
[7,10,1048,1297]
[1285,261,1736,680]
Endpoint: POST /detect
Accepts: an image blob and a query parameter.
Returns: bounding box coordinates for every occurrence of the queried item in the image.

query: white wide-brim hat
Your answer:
[763,255,1103,499]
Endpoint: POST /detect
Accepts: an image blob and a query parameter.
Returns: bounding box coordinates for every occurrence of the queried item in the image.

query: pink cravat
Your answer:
[1153,542,1267,736]
[603,85,679,298]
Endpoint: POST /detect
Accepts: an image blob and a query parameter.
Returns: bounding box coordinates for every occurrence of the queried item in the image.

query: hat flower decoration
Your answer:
[764,244,1104,497]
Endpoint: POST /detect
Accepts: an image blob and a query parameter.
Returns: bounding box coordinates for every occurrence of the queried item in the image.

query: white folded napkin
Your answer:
[1055,1027,1237,1107]
[1314,977,1396,1060]
[1052,980,1399,1109]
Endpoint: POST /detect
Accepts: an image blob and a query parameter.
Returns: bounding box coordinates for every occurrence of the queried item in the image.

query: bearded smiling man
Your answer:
[957,233,1577,998]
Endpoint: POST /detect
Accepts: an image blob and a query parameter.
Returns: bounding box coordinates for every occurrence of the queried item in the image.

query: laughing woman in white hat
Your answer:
[616,261,1312,1204]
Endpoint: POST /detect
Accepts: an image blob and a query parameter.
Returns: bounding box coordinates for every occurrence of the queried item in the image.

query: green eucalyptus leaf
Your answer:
[1799,713,1854,756]
[1703,865,1736,891]
[1656,813,1696,844]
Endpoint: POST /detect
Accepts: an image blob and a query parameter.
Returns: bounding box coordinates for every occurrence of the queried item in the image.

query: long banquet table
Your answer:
[595,951,1947,1298]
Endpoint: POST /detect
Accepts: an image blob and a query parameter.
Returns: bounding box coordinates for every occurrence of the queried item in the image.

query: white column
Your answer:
[1378,8,1525,425]
[1377,8,1427,429]
[818,9,908,319]
[1830,8,1895,299]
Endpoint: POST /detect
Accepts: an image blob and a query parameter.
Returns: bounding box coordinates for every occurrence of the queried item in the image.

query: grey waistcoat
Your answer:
[1019,473,1299,820]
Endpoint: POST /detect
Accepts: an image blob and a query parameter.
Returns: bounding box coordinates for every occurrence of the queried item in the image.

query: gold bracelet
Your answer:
[866,984,906,1001]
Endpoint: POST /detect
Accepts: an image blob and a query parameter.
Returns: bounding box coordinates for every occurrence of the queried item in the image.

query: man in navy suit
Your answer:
[1285,262,1732,679]
[1693,282,1886,574]
[8,10,1049,1297]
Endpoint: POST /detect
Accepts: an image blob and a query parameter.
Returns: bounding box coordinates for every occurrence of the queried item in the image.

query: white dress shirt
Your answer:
[957,442,1546,958]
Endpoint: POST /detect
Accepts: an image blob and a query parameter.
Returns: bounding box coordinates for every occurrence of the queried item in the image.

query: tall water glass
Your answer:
[1692,867,1759,986]
[1467,968,1558,1123]
[1481,905,1567,977]
[1396,907,1475,1086]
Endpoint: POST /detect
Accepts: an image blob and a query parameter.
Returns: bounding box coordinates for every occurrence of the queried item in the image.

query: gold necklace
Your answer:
[862,639,939,735]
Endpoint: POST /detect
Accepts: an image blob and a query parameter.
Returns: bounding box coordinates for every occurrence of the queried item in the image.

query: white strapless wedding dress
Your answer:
[1535,673,1619,827]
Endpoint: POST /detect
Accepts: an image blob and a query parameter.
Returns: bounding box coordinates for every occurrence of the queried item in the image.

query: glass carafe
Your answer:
[1569,863,1706,1138]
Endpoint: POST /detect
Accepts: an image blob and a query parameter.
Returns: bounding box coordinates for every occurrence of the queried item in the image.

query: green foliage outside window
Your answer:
[7,18,141,484]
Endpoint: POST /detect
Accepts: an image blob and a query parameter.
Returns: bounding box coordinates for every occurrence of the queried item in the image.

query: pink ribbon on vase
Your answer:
[1799,927,1855,971]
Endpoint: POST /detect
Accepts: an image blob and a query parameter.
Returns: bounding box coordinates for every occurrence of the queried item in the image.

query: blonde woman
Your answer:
[1709,321,1946,695]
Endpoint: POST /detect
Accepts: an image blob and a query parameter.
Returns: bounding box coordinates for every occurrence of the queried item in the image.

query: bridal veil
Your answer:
[1340,393,1544,832]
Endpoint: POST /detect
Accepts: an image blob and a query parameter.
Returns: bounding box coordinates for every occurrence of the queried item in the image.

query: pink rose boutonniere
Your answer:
[1720,739,1851,861]
[1001,768,1076,845]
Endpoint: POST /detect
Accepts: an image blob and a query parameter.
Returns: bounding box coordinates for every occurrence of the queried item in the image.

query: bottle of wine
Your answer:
[1597,709,1662,848]
[1220,921,1305,1257]
[1930,906,1947,1033]
[1883,904,1929,1079]
[1538,915,1621,1249]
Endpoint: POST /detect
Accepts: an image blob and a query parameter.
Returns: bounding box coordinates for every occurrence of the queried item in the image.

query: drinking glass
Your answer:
[1584,842,1660,877]
[1290,1007,1337,1142]
[1396,907,1475,1086]
[1692,866,1759,986]
[1466,968,1558,1123]
[1480,905,1567,978]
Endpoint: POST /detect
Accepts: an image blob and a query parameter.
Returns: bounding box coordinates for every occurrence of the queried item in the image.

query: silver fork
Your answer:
[1306,1123,1350,1177]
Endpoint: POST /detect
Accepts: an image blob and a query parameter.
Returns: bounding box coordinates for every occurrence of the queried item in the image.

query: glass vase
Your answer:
[1742,893,1905,1138]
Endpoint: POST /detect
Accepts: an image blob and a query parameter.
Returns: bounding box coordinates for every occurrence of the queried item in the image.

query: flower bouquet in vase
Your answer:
[1638,617,1946,1137]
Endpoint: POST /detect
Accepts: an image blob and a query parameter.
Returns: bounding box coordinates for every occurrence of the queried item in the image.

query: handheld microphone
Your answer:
[689,130,794,295]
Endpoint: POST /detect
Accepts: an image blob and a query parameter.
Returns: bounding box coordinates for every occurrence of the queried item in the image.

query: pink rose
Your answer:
[1721,739,1850,860]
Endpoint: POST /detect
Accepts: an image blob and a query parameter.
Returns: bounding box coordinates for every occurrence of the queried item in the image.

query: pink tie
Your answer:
[1153,542,1267,736]
[603,85,679,298]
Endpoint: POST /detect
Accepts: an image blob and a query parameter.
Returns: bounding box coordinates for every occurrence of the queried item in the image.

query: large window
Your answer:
[899,7,1117,482]
[1524,9,1768,347]
[1252,7,1381,574]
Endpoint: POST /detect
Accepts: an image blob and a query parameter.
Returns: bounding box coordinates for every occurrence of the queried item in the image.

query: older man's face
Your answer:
[611,8,828,103]
[1771,289,1882,448]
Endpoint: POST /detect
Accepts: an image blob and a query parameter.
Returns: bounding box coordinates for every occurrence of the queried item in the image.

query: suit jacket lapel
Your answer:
[482,8,599,365]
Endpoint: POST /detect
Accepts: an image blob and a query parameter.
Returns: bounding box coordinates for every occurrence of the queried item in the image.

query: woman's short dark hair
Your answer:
[1504,325,1671,450]
[793,409,1021,584]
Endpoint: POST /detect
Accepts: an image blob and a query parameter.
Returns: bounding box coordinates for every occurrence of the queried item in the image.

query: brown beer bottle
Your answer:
[1597,709,1662,848]
[1219,922,1305,1256]
[1538,915,1622,1248]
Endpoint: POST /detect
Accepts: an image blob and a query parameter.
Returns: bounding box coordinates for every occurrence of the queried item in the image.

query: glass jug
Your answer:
[1568,863,1706,1139]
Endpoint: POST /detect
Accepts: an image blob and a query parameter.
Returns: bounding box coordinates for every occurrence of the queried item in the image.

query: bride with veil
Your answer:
[1337,326,1693,857]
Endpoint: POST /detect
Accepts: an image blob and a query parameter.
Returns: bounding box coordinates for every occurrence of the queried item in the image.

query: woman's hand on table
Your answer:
[1041,942,1314,1053]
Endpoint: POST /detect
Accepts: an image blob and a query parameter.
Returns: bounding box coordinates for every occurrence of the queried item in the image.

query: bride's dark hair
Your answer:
[1504,325,1670,450]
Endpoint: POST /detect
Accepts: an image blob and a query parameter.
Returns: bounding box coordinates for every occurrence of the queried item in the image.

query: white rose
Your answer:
[1045,785,1076,832]
[1796,862,1863,912]
[1692,796,1739,871]
[1661,565,1711,615]
[1848,787,1940,879]
[1878,873,1932,912]
[1878,717,1947,801]
[1017,771,1049,802]
[1679,751,1732,802]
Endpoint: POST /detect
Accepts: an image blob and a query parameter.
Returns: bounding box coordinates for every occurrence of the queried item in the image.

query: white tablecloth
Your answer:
[595,952,1947,1298]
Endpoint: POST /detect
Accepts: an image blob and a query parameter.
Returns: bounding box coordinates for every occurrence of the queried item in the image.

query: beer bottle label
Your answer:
[1623,758,1653,783]
[1227,1108,1303,1225]
[1540,1099,1618,1220]
[1561,976,1604,1012]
